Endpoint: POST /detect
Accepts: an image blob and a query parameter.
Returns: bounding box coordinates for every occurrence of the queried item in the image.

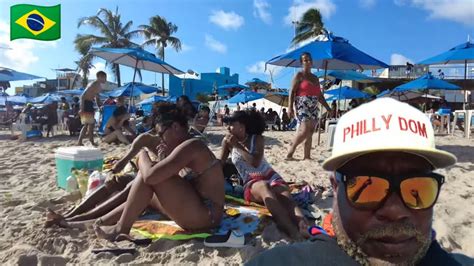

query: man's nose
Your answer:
[374,193,411,223]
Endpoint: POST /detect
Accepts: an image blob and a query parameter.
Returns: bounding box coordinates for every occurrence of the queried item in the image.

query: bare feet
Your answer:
[45,209,68,228]
[94,221,122,241]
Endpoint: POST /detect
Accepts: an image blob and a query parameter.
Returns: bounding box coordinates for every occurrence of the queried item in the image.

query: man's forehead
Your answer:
[339,152,433,174]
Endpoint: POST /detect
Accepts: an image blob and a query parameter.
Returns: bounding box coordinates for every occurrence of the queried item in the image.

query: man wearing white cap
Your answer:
[247,98,464,265]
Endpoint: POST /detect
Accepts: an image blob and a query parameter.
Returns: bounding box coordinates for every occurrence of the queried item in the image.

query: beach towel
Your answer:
[130,195,271,241]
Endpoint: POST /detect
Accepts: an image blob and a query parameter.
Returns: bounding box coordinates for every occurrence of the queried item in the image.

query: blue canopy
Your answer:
[246,78,268,84]
[418,41,474,65]
[0,94,31,105]
[393,73,460,92]
[107,82,159,97]
[227,90,264,103]
[314,70,375,83]
[0,67,43,81]
[266,33,389,70]
[217,84,249,95]
[29,93,61,104]
[57,88,85,96]
[138,95,178,105]
[91,47,184,75]
[325,86,369,100]
[376,89,392,98]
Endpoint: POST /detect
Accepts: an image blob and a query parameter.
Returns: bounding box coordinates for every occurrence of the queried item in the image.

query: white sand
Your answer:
[0,127,472,264]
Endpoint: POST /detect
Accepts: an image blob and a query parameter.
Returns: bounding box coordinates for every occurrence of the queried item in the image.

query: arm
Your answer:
[112,133,159,173]
[219,137,231,166]
[232,135,264,168]
[288,73,300,118]
[140,139,199,185]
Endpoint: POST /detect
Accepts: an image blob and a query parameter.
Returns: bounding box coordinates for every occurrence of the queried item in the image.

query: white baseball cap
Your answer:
[322,98,457,171]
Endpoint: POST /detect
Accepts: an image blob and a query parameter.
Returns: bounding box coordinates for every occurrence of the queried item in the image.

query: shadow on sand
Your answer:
[437,145,474,164]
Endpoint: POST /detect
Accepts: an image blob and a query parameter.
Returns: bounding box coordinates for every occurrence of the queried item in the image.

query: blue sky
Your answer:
[1,0,473,94]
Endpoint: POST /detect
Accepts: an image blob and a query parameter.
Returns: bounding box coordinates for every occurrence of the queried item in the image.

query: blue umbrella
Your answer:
[314,70,376,83]
[325,86,369,100]
[246,78,269,85]
[418,41,474,65]
[227,90,264,104]
[29,93,61,104]
[91,47,184,104]
[377,89,392,98]
[107,82,160,97]
[217,84,249,95]
[418,41,474,109]
[393,73,460,92]
[266,33,389,70]
[138,95,178,105]
[0,67,43,81]
[57,88,85,96]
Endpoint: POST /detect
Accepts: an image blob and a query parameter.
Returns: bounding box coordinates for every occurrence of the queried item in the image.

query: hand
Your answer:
[224,134,239,148]
[156,143,170,160]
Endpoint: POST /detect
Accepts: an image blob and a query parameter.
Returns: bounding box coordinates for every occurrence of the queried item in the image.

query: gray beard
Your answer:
[331,210,432,266]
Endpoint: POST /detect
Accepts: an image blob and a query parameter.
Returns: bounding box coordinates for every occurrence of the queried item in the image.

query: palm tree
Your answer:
[292,8,326,45]
[138,15,182,95]
[74,7,139,86]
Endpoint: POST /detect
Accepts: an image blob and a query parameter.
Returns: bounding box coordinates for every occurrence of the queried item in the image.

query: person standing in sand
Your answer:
[77,71,107,146]
[287,52,331,160]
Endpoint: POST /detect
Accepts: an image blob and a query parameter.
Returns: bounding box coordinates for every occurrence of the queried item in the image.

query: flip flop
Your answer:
[204,230,248,248]
[115,234,152,246]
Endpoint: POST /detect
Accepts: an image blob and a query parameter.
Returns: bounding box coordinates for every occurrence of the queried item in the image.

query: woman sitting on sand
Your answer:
[94,103,225,240]
[219,110,309,240]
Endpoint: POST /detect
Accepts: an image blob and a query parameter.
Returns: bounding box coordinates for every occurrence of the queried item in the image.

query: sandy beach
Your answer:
[0,127,472,265]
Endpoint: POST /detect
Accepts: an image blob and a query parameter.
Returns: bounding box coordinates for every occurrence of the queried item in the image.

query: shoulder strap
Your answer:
[249,135,257,154]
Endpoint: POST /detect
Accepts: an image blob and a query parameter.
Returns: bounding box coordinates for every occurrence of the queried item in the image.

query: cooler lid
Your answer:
[55,146,104,161]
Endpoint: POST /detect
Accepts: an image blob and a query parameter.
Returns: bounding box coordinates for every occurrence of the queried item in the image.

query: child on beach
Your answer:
[220,110,310,240]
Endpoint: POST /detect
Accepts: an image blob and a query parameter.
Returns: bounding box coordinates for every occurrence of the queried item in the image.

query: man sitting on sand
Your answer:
[77,71,107,146]
[248,98,463,265]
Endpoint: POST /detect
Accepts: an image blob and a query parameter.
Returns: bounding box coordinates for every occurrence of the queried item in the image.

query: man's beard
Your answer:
[331,210,432,265]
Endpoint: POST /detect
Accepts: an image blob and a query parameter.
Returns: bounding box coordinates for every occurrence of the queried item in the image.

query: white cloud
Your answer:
[246,61,283,79]
[284,0,336,25]
[394,0,474,26]
[253,0,272,24]
[209,10,245,30]
[205,34,227,54]
[0,20,58,71]
[390,53,413,65]
[359,0,376,8]
[181,43,193,52]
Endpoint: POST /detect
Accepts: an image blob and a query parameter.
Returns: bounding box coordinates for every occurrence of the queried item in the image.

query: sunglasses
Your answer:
[335,171,444,211]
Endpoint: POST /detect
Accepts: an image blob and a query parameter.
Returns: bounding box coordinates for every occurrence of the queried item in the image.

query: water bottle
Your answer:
[66,175,78,193]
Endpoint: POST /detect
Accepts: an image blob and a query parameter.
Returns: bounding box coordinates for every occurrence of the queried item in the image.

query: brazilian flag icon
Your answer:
[10,4,61,41]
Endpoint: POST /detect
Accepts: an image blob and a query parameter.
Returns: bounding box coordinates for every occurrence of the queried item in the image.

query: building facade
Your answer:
[168,67,239,100]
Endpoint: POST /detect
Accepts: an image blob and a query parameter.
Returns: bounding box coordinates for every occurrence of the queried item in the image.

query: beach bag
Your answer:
[85,170,106,197]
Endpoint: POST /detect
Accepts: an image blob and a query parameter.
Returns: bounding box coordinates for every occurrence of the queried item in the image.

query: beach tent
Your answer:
[29,93,61,104]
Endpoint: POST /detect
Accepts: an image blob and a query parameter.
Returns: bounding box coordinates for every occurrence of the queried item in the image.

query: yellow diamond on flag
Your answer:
[15,9,56,36]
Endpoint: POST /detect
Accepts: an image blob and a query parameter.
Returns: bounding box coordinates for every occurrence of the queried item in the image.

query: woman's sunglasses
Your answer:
[335,171,444,211]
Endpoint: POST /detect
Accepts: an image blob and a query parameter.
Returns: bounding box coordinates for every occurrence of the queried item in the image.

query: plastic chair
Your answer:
[98,105,117,135]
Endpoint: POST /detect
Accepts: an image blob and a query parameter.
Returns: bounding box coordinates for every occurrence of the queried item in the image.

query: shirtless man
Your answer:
[78,71,107,146]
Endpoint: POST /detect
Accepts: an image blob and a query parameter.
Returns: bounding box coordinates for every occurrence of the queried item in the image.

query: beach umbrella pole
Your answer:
[129,60,139,112]
[463,60,467,110]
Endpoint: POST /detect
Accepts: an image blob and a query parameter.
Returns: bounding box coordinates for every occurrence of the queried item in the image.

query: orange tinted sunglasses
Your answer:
[335,171,444,210]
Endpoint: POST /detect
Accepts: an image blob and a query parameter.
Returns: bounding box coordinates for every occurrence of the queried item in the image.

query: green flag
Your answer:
[10,4,61,41]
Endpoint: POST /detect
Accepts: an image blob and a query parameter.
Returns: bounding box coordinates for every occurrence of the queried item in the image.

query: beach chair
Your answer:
[98,105,117,136]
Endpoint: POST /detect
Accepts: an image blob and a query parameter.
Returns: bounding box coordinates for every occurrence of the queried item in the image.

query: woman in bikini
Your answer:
[287,52,331,160]
[220,110,309,240]
[95,103,224,240]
